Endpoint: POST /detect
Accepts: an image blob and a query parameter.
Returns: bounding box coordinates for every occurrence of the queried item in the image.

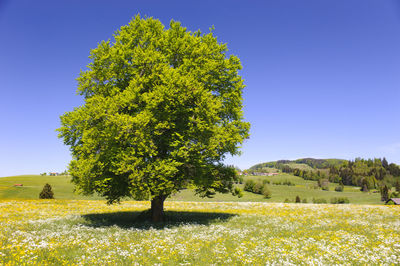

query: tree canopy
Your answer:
[58,16,249,221]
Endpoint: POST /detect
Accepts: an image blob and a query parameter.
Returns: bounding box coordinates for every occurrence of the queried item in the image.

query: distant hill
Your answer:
[249,158,347,171]
[0,173,383,204]
[248,157,400,193]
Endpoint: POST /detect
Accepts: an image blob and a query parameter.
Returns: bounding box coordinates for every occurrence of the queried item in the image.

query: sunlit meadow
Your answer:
[1,200,399,265]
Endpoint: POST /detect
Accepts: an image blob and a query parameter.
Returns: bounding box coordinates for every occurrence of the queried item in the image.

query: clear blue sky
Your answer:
[0,0,399,176]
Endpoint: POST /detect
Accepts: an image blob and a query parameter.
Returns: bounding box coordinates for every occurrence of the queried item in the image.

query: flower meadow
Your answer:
[0,200,399,265]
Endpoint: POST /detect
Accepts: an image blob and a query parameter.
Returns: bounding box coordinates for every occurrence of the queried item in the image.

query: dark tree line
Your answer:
[249,158,346,171]
[282,158,400,192]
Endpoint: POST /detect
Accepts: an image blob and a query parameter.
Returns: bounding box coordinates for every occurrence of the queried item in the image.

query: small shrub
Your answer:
[330,197,349,204]
[295,195,301,203]
[232,187,243,198]
[318,178,329,188]
[283,180,295,186]
[360,178,369,192]
[253,182,264,194]
[322,186,329,191]
[360,184,369,192]
[39,183,54,199]
[302,198,307,203]
[262,179,270,185]
[271,180,294,186]
[312,198,327,204]
[386,200,395,205]
[380,185,389,201]
[337,197,349,204]
[284,198,290,203]
[262,186,271,198]
[335,185,344,192]
[244,180,255,192]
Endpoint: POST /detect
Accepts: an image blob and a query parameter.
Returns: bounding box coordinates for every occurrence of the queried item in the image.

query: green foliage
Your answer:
[249,158,346,171]
[249,158,400,192]
[380,185,389,202]
[330,197,349,204]
[39,184,54,199]
[262,186,271,198]
[318,178,329,188]
[334,185,344,192]
[302,198,307,203]
[262,179,270,185]
[387,163,400,176]
[272,180,295,186]
[232,187,243,198]
[295,195,301,203]
[283,180,295,186]
[57,16,249,204]
[386,200,395,205]
[0,174,384,204]
[382,157,389,169]
[253,182,264,194]
[360,178,369,192]
[243,178,271,198]
[312,198,327,204]
[395,181,400,192]
[390,191,400,198]
[244,180,256,192]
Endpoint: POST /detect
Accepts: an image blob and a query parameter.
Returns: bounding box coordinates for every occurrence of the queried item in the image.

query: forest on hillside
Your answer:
[248,158,400,200]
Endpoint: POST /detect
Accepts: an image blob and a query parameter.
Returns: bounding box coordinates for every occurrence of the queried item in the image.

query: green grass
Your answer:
[237,173,381,204]
[0,174,383,204]
[0,175,103,200]
[283,163,314,171]
[253,167,280,173]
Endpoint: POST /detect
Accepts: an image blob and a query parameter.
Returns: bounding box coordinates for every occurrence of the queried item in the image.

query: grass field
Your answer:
[240,174,382,204]
[283,163,314,171]
[0,174,383,204]
[0,200,399,265]
[0,175,103,200]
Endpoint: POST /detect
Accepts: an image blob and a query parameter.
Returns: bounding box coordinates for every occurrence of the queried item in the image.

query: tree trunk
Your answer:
[151,195,165,222]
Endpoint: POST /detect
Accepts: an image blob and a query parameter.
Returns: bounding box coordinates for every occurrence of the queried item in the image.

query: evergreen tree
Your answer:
[382,157,389,169]
[395,180,400,192]
[295,195,301,203]
[39,184,54,199]
[360,178,369,192]
[381,185,389,202]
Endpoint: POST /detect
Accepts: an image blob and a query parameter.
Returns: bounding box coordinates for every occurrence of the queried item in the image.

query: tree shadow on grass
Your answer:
[81,210,236,230]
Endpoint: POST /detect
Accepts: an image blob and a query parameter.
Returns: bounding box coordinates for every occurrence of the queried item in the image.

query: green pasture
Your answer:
[283,163,314,171]
[238,173,381,204]
[0,175,103,200]
[0,174,383,204]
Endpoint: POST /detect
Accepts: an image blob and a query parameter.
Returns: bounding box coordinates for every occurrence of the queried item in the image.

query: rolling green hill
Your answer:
[0,174,383,204]
[249,158,347,171]
[0,175,103,200]
[239,173,381,204]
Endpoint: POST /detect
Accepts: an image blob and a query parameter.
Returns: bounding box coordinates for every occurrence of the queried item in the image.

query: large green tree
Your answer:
[58,16,249,222]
